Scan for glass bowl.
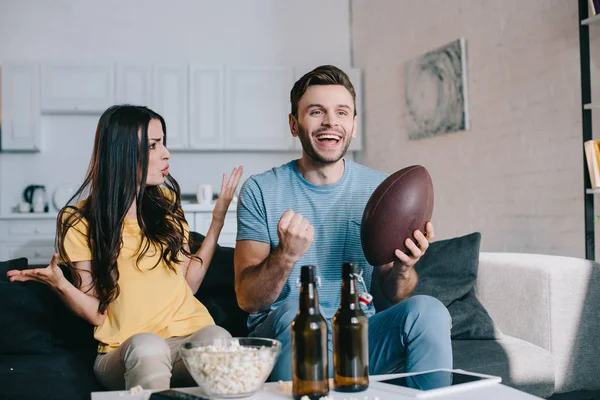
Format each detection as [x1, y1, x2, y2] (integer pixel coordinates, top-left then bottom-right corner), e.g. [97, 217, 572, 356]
[180, 337, 281, 398]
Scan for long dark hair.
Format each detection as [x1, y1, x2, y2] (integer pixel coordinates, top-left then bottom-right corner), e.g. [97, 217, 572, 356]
[56, 105, 192, 314]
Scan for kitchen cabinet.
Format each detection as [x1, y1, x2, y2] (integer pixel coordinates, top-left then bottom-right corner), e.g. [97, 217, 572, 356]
[189, 66, 225, 150]
[292, 66, 363, 152]
[0, 205, 237, 265]
[41, 64, 115, 113]
[1, 62, 41, 151]
[7, 60, 364, 153]
[0, 216, 56, 265]
[116, 65, 152, 106]
[192, 211, 237, 248]
[225, 67, 295, 150]
[182, 204, 237, 248]
[152, 65, 188, 150]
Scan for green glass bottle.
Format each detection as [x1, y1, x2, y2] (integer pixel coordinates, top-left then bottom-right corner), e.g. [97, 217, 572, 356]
[332, 262, 369, 392]
[291, 265, 329, 400]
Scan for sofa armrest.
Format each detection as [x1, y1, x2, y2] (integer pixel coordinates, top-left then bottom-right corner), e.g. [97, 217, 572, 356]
[476, 252, 600, 392]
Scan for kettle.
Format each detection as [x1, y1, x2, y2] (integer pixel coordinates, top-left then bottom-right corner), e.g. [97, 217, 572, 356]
[23, 184, 48, 213]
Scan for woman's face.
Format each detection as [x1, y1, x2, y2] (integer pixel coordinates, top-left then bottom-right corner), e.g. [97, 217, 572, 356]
[145, 118, 171, 186]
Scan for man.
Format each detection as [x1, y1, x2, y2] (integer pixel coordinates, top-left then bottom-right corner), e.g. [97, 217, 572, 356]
[234, 65, 452, 381]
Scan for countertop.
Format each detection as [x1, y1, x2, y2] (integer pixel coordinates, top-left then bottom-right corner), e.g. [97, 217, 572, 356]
[0, 202, 236, 220]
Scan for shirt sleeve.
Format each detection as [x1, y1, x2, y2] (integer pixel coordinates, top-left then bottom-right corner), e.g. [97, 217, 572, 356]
[61, 211, 93, 263]
[236, 177, 270, 244]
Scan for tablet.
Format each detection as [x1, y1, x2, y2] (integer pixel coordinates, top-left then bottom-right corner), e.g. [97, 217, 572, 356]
[370, 369, 501, 398]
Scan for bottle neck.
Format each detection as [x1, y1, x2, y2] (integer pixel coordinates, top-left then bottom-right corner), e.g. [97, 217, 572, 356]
[299, 282, 319, 313]
[340, 276, 360, 310]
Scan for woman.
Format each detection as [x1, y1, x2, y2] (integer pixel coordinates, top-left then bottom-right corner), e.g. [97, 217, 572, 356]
[7, 105, 244, 390]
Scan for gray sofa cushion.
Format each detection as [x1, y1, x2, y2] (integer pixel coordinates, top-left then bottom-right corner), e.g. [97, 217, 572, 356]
[411, 232, 498, 340]
[452, 336, 555, 398]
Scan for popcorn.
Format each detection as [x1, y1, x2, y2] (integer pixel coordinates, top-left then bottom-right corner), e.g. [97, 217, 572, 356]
[129, 385, 143, 393]
[183, 339, 277, 396]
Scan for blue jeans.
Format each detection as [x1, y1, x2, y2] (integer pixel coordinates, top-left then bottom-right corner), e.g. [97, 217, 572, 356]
[249, 295, 453, 382]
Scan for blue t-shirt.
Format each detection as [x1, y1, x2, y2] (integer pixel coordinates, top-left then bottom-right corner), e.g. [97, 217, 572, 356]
[236, 159, 387, 327]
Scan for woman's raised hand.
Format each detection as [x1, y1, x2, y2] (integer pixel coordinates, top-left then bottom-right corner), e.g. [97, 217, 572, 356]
[212, 166, 244, 222]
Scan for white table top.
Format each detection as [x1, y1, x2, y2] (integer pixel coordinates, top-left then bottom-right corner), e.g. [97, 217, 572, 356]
[91, 373, 542, 400]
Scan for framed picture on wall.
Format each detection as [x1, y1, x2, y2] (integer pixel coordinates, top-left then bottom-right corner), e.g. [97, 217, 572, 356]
[405, 37, 470, 140]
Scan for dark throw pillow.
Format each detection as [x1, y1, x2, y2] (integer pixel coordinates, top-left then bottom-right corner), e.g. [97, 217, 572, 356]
[410, 232, 499, 340]
[0, 257, 55, 354]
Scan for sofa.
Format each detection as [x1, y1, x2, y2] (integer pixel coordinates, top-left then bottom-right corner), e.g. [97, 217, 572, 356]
[2, 233, 600, 399]
[457, 252, 600, 398]
[0, 232, 247, 400]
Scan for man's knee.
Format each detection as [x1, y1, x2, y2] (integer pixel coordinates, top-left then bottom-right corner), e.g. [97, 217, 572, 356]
[122, 332, 170, 361]
[403, 295, 451, 329]
[271, 300, 300, 334]
[252, 300, 299, 340]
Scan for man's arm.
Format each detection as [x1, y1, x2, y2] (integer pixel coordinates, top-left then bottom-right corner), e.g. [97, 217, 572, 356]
[234, 241, 297, 313]
[234, 210, 314, 314]
[374, 262, 419, 304]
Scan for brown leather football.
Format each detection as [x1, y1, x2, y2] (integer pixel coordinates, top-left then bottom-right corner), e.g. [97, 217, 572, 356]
[361, 165, 434, 266]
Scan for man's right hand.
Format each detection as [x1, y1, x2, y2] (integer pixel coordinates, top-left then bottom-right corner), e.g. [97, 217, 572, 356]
[277, 209, 314, 262]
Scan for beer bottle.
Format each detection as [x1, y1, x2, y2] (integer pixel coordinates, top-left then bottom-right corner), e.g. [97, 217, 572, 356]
[291, 265, 329, 400]
[332, 262, 369, 392]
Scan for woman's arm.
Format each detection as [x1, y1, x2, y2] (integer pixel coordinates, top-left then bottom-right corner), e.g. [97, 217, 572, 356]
[183, 218, 224, 294]
[184, 166, 243, 293]
[7, 254, 107, 326]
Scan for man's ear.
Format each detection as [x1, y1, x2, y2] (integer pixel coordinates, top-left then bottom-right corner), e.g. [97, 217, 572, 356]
[352, 115, 358, 138]
[289, 113, 299, 137]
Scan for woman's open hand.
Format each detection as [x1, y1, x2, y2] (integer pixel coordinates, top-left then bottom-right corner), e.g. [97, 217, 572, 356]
[212, 166, 244, 222]
[6, 253, 66, 290]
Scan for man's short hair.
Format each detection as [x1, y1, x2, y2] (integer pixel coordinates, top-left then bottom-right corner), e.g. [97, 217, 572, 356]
[290, 65, 356, 118]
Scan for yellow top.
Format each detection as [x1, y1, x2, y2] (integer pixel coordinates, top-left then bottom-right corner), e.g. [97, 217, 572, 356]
[62, 205, 214, 353]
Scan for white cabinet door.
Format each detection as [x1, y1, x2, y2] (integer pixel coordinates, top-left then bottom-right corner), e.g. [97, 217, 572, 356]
[225, 67, 294, 150]
[189, 66, 224, 150]
[218, 212, 238, 248]
[5, 241, 55, 266]
[41, 64, 114, 113]
[346, 68, 363, 152]
[152, 65, 188, 150]
[292, 66, 363, 152]
[184, 211, 196, 232]
[1, 62, 41, 151]
[0, 219, 56, 265]
[193, 212, 237, 248]
[116, 65, 152, 106]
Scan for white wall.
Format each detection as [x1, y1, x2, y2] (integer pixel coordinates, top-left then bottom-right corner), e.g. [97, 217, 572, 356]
[0, 0, 352, 213]
[351, 0, 584, 257]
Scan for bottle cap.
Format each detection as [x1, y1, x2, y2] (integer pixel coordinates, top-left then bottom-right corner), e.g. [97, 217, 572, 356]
[300, 265, 317, 284]
[342, 262, 358, 278]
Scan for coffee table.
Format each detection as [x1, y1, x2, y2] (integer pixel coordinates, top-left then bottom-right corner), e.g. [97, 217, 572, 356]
[91, 374, 543, 400]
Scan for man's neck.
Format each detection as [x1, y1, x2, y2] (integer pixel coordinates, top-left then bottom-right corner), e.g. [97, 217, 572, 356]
[296, 156, 345, 186]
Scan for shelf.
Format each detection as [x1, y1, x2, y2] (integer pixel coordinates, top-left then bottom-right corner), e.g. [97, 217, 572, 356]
[582, 14, 600, 25]
[587, 188, 600, 194]
[584, 103, 600, 110]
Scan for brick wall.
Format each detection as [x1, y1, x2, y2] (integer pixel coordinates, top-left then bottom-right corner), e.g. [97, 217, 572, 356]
[351, 0, 585, 257]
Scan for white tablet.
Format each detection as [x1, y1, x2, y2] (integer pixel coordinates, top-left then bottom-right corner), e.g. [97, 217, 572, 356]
[370, 369, 501, 398]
